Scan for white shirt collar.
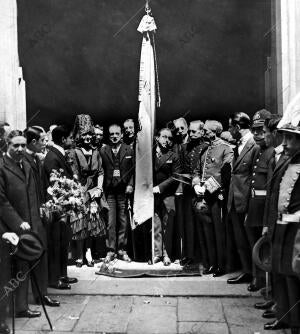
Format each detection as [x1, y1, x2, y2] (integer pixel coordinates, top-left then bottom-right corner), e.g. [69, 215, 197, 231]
[26, 148, 34, 155]
[239, 131, 253, 145]
[52, 143, 65, 156]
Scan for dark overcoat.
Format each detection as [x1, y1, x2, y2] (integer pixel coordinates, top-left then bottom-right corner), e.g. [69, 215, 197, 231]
[0, 155, 45, 244]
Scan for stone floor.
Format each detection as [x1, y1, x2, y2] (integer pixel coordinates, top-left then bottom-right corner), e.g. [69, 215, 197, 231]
[13, 296, 286, 334]
[7, 263, 289, 334]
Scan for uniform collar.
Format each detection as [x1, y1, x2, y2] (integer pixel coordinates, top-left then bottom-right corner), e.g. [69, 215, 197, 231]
[52, 143, 65, 156]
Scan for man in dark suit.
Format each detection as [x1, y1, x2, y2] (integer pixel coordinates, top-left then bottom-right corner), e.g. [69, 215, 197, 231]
[227, 112, 259, 284]
[23, 127, 59, 306]
[100, 124, 134, 263]
[0, 130, 41, 318]
[43, 126, 77, 289]
[153, 128, 182, 265]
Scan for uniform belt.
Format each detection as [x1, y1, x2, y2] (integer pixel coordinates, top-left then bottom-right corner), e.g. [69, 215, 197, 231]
[277, 212, 300, 224]
[252, 189, 267, 197]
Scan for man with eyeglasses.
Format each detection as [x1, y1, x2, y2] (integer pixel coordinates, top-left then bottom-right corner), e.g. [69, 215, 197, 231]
[152, 128, 182, 265]
[227, 112, 259, 285]
[0, 131, 42, 318]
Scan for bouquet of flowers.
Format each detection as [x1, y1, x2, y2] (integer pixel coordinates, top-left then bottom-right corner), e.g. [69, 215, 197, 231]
[42, 169, 86, 222]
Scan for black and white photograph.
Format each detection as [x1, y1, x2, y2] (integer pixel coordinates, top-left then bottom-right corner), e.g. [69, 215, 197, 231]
[0, 0, 300, 333]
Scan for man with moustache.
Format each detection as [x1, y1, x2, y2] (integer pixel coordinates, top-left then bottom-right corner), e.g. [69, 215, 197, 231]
[43, 126, 78, 290]
[193, 120, 233, 277]
[153, 128, 181, 265]
[180, 120, 208, 265]
[0, 229, 19, 333]
[227, 112, 259, 285]
[100, 124, 134, 263]
[262, 108, 300, 332]
[0, 131, 42, 318]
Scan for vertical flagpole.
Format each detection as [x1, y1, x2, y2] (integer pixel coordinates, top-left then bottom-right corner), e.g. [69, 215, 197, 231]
[133, 0, 159, 264]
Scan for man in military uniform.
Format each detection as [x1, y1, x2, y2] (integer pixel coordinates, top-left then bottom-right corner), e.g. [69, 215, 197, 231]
[263, 111, 300, 332]
[245, 110, 274, 292]
[193, 120, 233, 276]
[153, 128, 181, 265]
[180, 120, 208, 264]
[227, 112, 259, 284]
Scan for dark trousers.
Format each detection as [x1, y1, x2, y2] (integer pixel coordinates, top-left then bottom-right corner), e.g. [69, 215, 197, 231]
[0, 249, 11, 322]
[47, 217, 71, 285]
[106, 192, 128, 252]
[273, 273, 300, 328]
[229, 208, 252, 274]
[182, 190, 196, 259]
[154, 196, 175, 258]
[173, 195, 184, 260]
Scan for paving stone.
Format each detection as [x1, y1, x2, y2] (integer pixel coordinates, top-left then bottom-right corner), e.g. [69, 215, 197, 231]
[229, 324, 285, 334]
[178, 298, 224, 322]
[178, 321, 229, 334]
[127, 299, 177, 334]
[133, 296, 177, 307]
[73, 295, 133, 332]
[221, 298, 270, 329]
[20, 300, 88, 332]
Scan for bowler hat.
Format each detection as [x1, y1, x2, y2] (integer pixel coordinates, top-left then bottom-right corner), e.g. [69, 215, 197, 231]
[11, 231, 44, 262]
[252, 235, 272, 272]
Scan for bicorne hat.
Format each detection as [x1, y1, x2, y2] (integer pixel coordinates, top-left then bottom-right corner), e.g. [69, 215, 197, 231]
[252, 235, 272, 272]
[10, 231, 44, 262]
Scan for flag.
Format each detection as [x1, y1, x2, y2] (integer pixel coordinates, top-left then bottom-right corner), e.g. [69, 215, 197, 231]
[133, 14, 158, 227]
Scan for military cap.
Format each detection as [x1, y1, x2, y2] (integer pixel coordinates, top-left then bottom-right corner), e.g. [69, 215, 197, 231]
[252, 109, 271, 128]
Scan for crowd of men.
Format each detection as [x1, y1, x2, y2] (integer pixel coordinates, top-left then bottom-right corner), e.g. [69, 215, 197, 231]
[0, 108, 300, 333]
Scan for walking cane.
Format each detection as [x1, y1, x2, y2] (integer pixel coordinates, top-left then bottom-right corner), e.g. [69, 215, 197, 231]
[10, 232, 53, 332]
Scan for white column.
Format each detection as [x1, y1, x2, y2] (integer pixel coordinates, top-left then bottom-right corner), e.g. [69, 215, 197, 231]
[277, 0, 300, 113]
[0, 0, 26, 129]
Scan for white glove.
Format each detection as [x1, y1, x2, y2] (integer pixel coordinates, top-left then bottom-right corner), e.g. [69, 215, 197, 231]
[153, 186, 160, 194]
[20, 222, 31, 231]
[194, 184, 205, 196]
[2, 232, 19, 246]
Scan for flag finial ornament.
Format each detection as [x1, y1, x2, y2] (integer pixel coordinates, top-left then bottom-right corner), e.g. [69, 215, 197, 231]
[277, 92, 300, 135]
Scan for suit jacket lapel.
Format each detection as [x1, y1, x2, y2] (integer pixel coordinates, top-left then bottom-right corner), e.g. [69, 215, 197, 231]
[50, 146, 66, 167]
[155, 151, 172, 171]
[23, 160, 31, 185]
[119, 144, 127, 162]
[233, 138, 255, 170]
[50, 147, 73, 177]
[3, 156, 26, 182]
[104, 145, 114, 164]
